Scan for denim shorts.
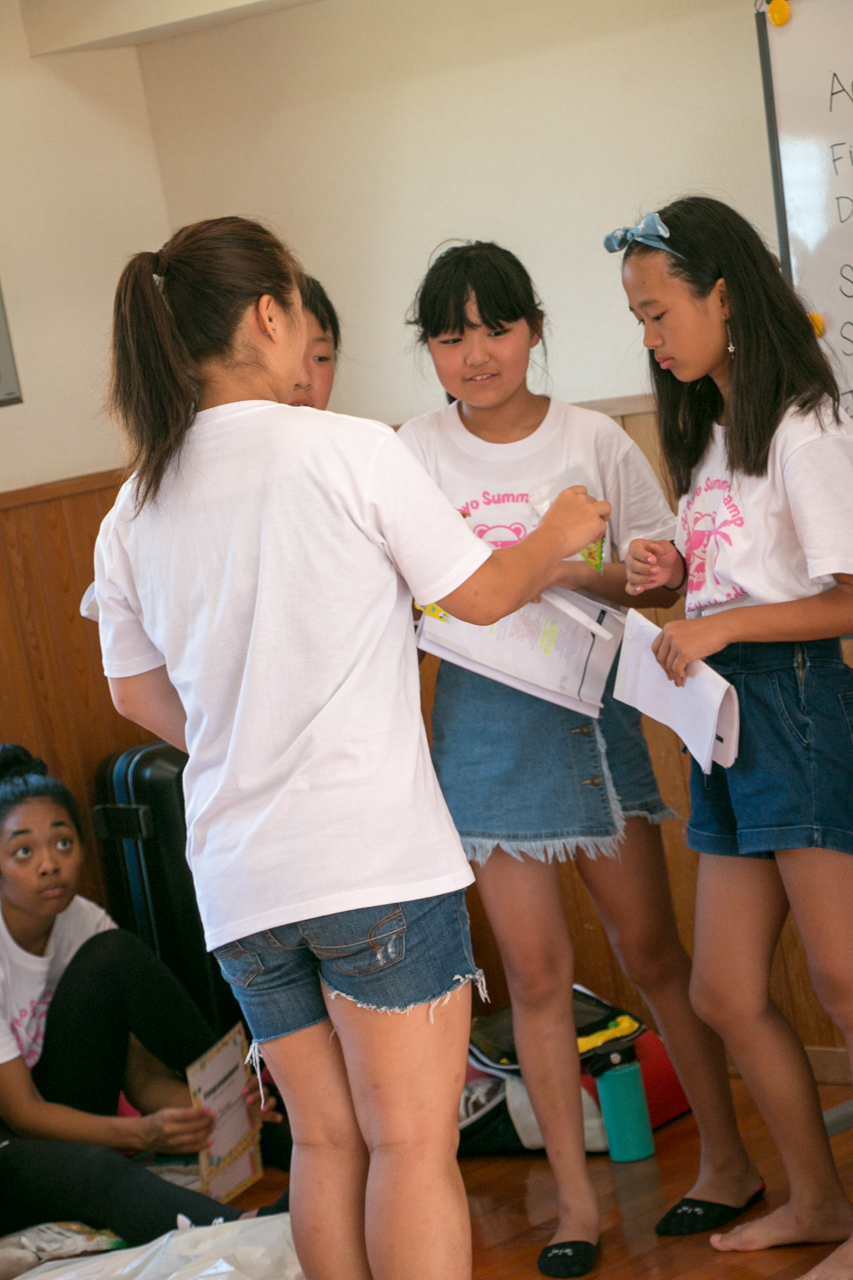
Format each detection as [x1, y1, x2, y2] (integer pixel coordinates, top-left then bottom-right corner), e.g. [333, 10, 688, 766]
[213, 890, 482, 1040]
[688, 639, 853, 859]
[430, 654, 673, 864]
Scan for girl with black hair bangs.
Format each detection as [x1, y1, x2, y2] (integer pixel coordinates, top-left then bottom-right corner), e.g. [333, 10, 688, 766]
[616, 195, 853, 1275]
[400, 241, 761, 1278]
[0, 746, 287, 1245]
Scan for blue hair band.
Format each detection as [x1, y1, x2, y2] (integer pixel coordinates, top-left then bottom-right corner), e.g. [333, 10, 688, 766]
[603, 211, 683, 258]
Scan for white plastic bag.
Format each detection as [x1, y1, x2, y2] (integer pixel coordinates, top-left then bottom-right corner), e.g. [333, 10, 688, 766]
[26, 1217, 303, 1280]
[0, 1224, 124, 1279]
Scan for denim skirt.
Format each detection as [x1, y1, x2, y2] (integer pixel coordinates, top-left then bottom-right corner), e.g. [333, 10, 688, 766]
[688, 638, 853, 858]
[430, 654, 672, 864]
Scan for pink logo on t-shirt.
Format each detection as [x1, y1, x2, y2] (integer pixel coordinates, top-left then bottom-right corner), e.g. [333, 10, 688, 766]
[681, 482, 744, 595]
[473, 522, 527, 549]
[12, 989, 54, 1067]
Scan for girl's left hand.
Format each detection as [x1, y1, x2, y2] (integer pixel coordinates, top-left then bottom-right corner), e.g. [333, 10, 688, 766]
[652, 616, 730, 686]
[243, 1076, 284, 1124]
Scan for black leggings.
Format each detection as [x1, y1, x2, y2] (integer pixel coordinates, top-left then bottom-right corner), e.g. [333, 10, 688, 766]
[0, 930, 244, 1245]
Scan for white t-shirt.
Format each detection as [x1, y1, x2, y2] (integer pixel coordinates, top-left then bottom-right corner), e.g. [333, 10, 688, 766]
[675, 405, 853, 618]
[0, 897, 115, 1068]
[92, 402, 489, 951]
[397, 399, 676, 562]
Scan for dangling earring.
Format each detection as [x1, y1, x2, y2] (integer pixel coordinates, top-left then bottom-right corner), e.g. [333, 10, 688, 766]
[726, 321, 735, 357]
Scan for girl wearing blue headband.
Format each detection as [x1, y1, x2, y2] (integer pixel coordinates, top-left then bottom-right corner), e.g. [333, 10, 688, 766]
[618, 195, 853, 1269]
[400, 240, 759, 1276]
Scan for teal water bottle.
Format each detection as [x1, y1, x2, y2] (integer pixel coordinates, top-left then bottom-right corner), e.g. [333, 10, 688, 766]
[589, 1046, 655, 1162]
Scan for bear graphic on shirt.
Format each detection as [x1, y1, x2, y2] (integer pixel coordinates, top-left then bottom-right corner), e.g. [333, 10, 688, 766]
[473, 522, 527, 549]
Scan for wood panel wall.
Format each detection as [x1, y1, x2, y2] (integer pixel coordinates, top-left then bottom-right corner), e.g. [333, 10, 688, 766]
[419, 405, 850, 1082]
[0, 470, 152, 905]
[0, 437, 847, 1080]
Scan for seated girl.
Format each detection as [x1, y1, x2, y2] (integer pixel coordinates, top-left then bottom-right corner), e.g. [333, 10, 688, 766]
[289, 274, 340, 410]
[0, 745, 287, 1246]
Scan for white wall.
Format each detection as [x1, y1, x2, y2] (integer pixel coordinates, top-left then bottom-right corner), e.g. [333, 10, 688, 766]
[137, 0, 777, 425]
[0, 0, 170, 489]
[20, 0, 322, 55]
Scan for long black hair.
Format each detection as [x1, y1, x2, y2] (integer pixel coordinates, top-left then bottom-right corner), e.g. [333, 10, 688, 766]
[409, 240, 545, 344]
[110, 217, 304, 508]
[0, 746, 82, 839]
[300, 275, 341, 355]
[623, 196, 839, 497]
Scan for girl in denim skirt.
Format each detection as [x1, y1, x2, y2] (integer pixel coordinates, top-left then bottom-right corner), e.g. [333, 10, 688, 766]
[399, 242, 761, 1277]
[618, 196, 853, 1277]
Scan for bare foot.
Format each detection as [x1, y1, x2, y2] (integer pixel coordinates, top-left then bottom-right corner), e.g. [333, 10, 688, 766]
[799, 1232, 853, 1280]
[550, 1200, 600, 1248]
[683, 1159, 764, 1208]
[711, 1201, 853, 1252]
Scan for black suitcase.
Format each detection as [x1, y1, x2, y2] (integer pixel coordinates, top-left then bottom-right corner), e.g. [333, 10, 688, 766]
[94, 743, 241, 1036]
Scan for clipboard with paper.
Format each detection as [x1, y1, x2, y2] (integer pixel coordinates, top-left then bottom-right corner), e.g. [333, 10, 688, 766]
[417, 587, 626, 717]
[613, 610, 739, 773]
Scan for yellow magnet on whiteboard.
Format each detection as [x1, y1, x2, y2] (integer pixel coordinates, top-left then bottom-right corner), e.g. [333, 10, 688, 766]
[808, 313, 824, 337]
[767, 0, 790, 26]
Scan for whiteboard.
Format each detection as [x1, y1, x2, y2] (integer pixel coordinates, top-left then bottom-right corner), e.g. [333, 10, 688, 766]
[0, 282, 22, 407]
[757, 0, 853, 415]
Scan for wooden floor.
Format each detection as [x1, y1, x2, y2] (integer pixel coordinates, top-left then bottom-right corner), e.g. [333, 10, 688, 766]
[233, 1081, 853, 1280]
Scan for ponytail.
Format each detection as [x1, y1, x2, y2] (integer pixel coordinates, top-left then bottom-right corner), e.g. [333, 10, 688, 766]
[110, 217, 303, 508]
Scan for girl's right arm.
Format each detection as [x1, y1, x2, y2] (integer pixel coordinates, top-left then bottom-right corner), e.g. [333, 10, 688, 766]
[438, 486, 611, 624]
[0, 1056, 213, 1153]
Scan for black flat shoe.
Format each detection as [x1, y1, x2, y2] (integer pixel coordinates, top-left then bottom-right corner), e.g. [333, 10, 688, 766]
[654, 1184, 766, 1236]
[537, 1239, 599, 1277]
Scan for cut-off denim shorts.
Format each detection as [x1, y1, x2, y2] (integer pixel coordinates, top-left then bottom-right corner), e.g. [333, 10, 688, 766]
[430, 654, 673, 865]
[688, 638, 853, 859]
[213, 889, 483, 1041]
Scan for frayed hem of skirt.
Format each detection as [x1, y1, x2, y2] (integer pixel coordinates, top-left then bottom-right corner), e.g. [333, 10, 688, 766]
[464, 720, 629, 866]
[461, 725, 675, 865]
[623, 805, 677, 825]
[463, 834, 624, 865]
[322, 969, 488, 1020]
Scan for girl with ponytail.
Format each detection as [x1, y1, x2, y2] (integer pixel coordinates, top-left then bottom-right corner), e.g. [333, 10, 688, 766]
[0, 745, 286, 1245]
[93, 216, 610, 1280]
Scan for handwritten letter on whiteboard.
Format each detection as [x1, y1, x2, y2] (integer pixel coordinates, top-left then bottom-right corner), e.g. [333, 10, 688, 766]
[759, 0, 853, 414]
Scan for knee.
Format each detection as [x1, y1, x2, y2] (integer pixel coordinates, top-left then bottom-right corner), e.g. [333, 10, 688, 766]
[611, 930, 689, 995]
[365, 1125, 460, 1164]
[807, 967, 853, 1040]
[77, 1143, 131, 1176]
[688, 970, 767, 1037]
[289, 1103, 367, 1154]
[503, 948, 572, 1012]
[73, 928, 146, 971]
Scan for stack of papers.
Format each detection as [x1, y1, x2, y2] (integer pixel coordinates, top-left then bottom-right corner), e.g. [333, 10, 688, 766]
[418, 587, 625, 717]
[613, 610, 739, 773]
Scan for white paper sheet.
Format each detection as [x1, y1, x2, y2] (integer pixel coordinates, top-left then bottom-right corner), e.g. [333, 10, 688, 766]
[613, 610, 739, 773]
[418, 588, 625, 717]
